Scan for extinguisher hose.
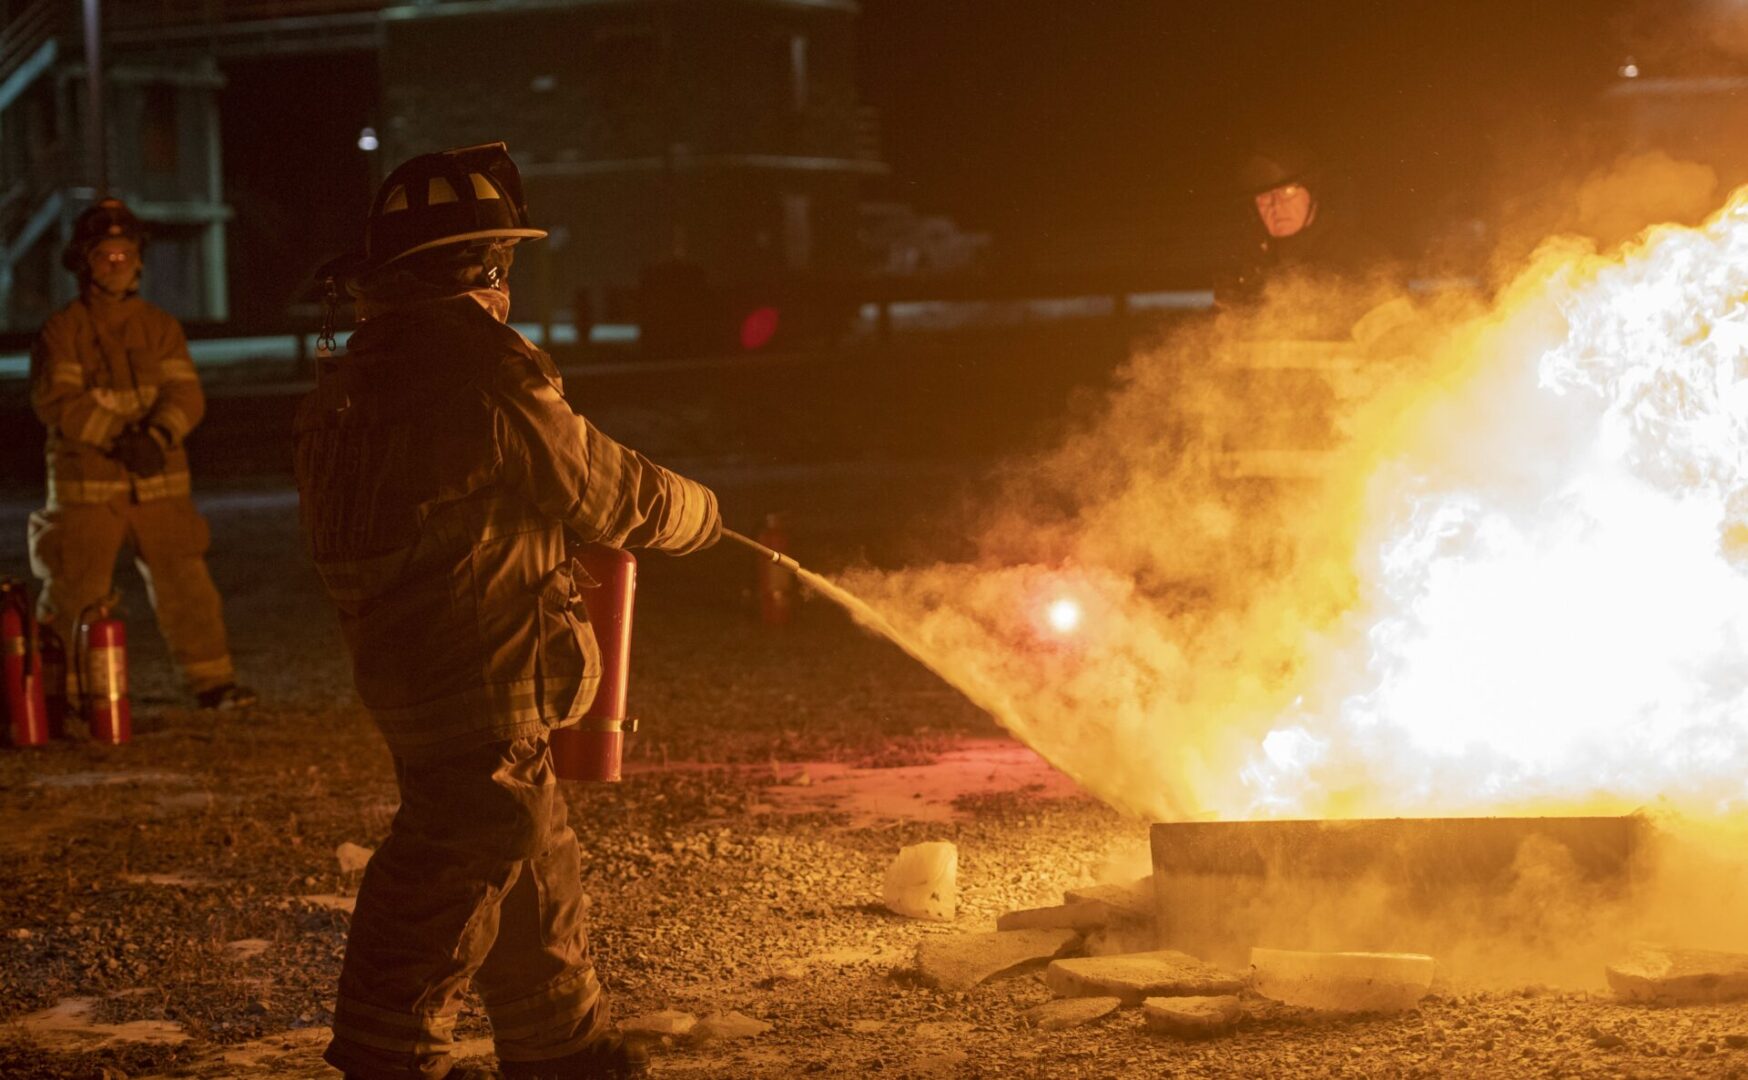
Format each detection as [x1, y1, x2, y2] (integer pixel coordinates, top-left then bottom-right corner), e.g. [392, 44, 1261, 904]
[722, 529, 804, 574]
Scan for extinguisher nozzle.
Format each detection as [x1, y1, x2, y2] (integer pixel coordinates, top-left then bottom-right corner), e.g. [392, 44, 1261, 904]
[723, 529, 803, 574]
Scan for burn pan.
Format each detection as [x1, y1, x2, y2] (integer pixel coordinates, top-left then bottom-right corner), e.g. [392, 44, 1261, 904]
[1150, 815, 1649, 971]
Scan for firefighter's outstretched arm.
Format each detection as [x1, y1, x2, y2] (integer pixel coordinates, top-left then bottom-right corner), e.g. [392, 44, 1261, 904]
[492, 370, 721, 553]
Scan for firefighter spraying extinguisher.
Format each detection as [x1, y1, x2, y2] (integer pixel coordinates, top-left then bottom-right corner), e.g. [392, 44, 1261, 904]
[550, 544, 638, 782]
[78, 596, 130, 745]
[2, 579, 50, 748]
[756, 512, 797, 627]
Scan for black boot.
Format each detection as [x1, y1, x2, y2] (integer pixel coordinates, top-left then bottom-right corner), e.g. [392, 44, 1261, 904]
[197, 682, 258, 710]
[499, 1035, 650, 1079]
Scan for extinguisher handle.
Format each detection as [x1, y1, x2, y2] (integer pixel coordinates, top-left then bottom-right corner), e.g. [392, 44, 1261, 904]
[723, 529, 803, 575]
[2, 581, 36, 669]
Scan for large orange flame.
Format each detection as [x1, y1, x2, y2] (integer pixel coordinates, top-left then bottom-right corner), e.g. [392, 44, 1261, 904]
[1257, 191, 1748, 819]
[844, 186, 1748, 823]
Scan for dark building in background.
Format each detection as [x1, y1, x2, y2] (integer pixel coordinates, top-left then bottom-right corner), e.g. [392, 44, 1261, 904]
[3, 0, 884, 342]
[0, 0, 232, 330]
[378, 0, 884, 340]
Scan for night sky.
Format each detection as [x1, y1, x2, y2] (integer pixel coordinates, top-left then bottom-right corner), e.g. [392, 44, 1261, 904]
[221, 1, 1677, 318]
[858, 1, 1631, 264]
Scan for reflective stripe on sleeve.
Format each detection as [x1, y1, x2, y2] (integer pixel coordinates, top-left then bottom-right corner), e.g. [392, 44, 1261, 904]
[159, 357, 197, 382]
[154, 403, 191, 439]
[77, 407, 124, 447]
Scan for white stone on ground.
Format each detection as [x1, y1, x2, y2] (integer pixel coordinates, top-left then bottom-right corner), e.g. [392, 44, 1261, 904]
[620, 1010, 697, 1039]
[1606, 943, 1748, 1004]
[689, 1012, 772, 1041]
[915, 927, 1080, 991]
[222, 939, 271, 962]
[882, 841, 957, 922]
[996, 900, 1112, 933]
[1044, 950, 1243, 1005]
[299, 893, 357, 913]
[1023, 996, 1121, 1031]
[335, 841, 374, 874]
[1143, 994, 1243, 1038]
[1249, 948, 1435, 1013]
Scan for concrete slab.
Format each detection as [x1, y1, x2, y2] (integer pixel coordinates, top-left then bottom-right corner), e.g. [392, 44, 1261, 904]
[1150, 816, 1645, 969]
[915, 927, 1080, 991]
[1064, 877, 1155, 922]
[997, 900, 1112, 933]
[1250, 947, 1435, 1013]
[1044, 950, 1243, 1005]
[1022, 996, 1121, 1031]
[1607, 943, 1748, 1004]
[1142, 994, 1243, 1038]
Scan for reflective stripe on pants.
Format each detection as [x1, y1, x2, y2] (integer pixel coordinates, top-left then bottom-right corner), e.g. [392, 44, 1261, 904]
[27, 496, 234, 693]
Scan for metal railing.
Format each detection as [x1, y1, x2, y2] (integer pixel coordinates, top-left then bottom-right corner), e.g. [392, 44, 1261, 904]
[104, 0, 393, 29]
[1, 0, 67, 288]
[0, 0, 60, 92]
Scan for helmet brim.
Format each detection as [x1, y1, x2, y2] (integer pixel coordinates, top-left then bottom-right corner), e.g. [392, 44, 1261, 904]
[385, 227, 547, 265]
[317, 227, 546, 287]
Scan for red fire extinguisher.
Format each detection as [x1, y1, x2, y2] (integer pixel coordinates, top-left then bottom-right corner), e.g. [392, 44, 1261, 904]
[550, 545, 637, 782]
[78, 596, 130, 745]
[38, 626, 68, 740]
[1, 579, 50, 748]
[756, 512, 797, 627]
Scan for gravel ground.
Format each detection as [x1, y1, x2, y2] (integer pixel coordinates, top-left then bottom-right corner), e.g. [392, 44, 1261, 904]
[2, 482, 1747, 1079]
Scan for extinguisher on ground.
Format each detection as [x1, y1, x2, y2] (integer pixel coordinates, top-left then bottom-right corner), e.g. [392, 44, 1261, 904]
[756, 512, 797, 627]
[78, 595, 130, 745]
[550, 544, 637, 783]
[39, 625, 68, 739]
[2, 579, 50, 748]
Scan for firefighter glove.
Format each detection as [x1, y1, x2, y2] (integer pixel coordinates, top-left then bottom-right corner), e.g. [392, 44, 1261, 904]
[112, 424, 168, 478]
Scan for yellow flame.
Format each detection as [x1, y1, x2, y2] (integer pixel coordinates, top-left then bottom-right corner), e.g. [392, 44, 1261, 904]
[1263, 190, 1748, 819]
[843, 184, 1748, 823]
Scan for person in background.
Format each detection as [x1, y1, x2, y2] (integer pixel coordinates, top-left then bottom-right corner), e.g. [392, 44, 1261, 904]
[27, 197, 256, 711]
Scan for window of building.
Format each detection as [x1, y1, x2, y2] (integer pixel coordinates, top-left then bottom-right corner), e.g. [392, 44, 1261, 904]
[143, 84, 179, 177]
[590, 24, 658, 102]
[789, 33, 809, 112]
[782, 192, 812, 271]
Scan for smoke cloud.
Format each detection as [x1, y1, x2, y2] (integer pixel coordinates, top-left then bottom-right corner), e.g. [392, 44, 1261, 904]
[838, 156, 1748, 827]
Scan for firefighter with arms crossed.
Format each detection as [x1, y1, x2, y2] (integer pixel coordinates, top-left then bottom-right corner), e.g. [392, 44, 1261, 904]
[27, 198, 256, 711]
[294, 143, 719, 1080]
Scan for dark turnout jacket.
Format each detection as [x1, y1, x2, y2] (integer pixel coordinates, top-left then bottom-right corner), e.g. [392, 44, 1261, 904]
[293, 295, 718, 758]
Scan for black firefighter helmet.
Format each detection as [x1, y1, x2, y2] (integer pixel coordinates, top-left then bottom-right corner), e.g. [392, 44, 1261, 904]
[61, 198, 146, 275]
[326, 141, 546, 283]
[1236, 139, 1320, 198]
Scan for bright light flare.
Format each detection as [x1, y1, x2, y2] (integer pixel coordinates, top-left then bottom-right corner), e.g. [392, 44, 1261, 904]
[1045, 597, 1083, 634]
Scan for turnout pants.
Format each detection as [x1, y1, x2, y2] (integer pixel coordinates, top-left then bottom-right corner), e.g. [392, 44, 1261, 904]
[324, 736, 605, 1080]
[27, 496, 235, 693]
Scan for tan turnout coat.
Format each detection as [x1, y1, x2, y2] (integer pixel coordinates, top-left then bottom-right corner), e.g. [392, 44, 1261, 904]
[30, 294, 204, 505]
